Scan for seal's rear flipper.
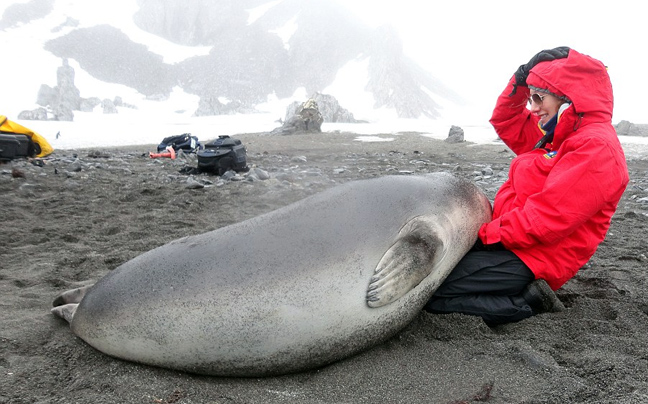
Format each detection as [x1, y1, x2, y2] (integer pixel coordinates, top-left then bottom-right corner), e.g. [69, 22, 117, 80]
[52, 285, 93, 307]
[366, 216, 446, 308]
[51, 303, 78, 323]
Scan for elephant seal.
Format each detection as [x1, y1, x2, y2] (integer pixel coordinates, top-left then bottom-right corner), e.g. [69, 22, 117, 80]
[52, 173, 491, 377]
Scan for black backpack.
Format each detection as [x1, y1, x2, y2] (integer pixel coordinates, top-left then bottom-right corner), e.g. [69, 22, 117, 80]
[157, 133, 201, 153]
[197, 136, 248, 175]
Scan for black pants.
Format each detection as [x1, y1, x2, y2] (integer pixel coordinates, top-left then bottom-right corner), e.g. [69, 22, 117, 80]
[424, 250, 535, 325]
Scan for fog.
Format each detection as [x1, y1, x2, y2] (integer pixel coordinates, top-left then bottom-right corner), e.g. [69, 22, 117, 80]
[341, 0, 646, 124]
[0, 0, 645, 150]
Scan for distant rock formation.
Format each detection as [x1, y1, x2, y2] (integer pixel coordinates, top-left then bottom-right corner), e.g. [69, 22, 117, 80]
[17, 107, 48, 121]
[80, 97, 102, 112]
[44, 25, 175, 98]
[29, 58, 81, 121]
[113, 96, 137, 110]
[194, 97, 256, 117]
[615, 120, 648, 137]
[271, 92, 358, 135]
[102, 99, 118, 114]
[284, 93, 359, 124]
[0, 0, 54, 30]
[19, 59, 134, 121]
[271, 97, 324, 135]
[39, 0, 461, 119]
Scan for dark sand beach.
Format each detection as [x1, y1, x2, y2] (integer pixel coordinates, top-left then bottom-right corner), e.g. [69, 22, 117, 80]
[1, 132, 647, 403]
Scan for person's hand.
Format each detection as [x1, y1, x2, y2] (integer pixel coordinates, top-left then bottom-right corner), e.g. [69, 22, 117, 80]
[510, 47, 570, 95]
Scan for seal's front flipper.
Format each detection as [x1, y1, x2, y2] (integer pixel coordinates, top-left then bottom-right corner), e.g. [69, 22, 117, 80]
[51, 303, 78, 323]
[366, 216, 446, 308]
[52, 285, 93, 307]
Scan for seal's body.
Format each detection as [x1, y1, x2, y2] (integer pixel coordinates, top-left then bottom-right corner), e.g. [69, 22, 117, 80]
[53, 173, 491, 377]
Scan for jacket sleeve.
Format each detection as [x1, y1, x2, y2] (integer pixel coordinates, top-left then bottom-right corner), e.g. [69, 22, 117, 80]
[489, 76, 544, 154]
[479, 136, 626, 248]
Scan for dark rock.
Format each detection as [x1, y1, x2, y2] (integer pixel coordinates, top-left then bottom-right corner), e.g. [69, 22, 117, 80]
[220, 170, 237, 181]
[185, 177, 204, 189]
[87, 150, 111, 159]
[271, 98, 324, 135]
[616, 120, 632, 135]
[445, 125, 465, 143]
[11, 168, 26, 178]
[284, 93, 358, 123]
[297, 99, 323, 130]
[615, 120, 648, 137]
[67, 160, 83, 172]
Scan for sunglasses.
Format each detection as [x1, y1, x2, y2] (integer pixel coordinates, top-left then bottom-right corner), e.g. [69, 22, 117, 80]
[528, 93, 546, 106]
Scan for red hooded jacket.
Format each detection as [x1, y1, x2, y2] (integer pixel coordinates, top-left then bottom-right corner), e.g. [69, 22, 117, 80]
[480, 49, 629, 290]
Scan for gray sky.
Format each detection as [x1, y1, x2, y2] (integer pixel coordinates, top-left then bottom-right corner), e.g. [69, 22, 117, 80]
[1, 0, 644, 124]
[342, 0, 646, 123]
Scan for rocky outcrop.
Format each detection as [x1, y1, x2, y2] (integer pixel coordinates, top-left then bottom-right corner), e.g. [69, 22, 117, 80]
[113, 96, 137, 109]
[80, 97, 102, 112]
[272, 92, 358, 135]
[0, 0, 54, 30]
[194, 97, 257, 117]
[44, 25, 175, 98]
[284, 93, 359, 123]
[21, 59, 134, 121]
[271, 98, 324, 135]
[17, 107, 48, 121]
[445, 125, 465, 143]
[616, 120, 648, 137]
[37, 0, 460, 119]
[52, 103, 74, 121]
[30, 59, 80, 121]
[102, 99, 118, 114]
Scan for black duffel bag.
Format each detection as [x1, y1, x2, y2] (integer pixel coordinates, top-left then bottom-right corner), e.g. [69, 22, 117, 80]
[157, 133, 201, 153]
[197, 135, 248, 176]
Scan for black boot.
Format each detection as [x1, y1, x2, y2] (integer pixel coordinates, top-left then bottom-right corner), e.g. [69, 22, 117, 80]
[521, 279, 565, 314]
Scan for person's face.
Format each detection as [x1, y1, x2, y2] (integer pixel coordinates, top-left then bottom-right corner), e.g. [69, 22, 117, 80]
[528, 91, 564, 126]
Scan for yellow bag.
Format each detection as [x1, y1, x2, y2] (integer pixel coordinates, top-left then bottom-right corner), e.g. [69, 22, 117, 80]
[0, 115, 53, 158]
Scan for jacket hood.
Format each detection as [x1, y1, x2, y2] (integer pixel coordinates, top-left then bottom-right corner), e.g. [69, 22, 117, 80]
[527, 49, 613, 120]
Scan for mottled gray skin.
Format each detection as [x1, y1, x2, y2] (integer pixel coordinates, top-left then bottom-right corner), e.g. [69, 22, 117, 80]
[52, 173, 491, 377]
